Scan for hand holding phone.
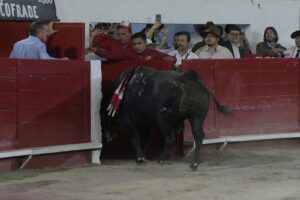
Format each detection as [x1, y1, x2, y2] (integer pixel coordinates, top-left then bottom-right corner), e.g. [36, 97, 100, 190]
[155, 14, 161, 23]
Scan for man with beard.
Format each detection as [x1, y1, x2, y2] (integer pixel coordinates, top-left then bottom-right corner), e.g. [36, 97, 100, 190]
[196, 26, 233, 59]
[256, 26, 286, 57]
[168, 31, 198, 68]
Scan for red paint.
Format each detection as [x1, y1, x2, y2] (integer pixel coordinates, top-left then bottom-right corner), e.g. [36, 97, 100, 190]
[181, 58, 300, 140]
[0, 59, 17, 152]
[0, 59, 91, 172]
[47, 23, 85, 60]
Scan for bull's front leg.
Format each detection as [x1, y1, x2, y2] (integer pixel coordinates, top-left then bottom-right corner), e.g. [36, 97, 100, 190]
[128, 131, 147, 164]
[124, 117, 146, 164]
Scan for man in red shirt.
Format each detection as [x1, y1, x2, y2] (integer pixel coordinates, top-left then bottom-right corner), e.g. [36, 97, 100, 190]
[130, 32, 174, 62]
[93, 31, 175, 62]
[91, 20, 133, 60]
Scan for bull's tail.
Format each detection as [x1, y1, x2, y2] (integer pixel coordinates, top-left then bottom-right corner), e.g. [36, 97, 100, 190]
[188, 71, 230, 115]
[212, 95, 230, 115]
[205, 86, 230, 115]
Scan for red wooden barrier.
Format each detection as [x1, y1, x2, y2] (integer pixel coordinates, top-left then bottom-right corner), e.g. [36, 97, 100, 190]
[0, 59, 17, 151]
[47, 23, 85, 60]
[16, 59, 91, 148]
[181, 58, 300, 141]
[0, 59, 91, 172]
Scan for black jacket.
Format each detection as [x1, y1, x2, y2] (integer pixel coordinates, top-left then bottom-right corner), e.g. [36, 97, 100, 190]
[221, 41, 244, 58]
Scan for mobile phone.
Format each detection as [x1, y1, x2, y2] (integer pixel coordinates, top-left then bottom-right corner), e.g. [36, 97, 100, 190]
[155, 14, 161, 23]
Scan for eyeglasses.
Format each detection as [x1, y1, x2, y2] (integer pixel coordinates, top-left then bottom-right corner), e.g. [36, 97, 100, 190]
[229, 33, 240, 36]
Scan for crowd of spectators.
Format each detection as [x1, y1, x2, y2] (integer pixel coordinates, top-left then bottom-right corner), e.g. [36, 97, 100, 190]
[9, 20, 300, 67]
[85, 20, 300, 68]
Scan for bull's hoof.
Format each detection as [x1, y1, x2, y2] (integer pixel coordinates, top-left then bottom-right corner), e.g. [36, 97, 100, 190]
[157, 160, 165, 165]
[190, 162, 199, 170]
[136, 157, 147, 165]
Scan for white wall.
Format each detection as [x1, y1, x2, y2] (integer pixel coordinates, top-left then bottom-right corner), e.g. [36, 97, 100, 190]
[55, 0, 300, 51]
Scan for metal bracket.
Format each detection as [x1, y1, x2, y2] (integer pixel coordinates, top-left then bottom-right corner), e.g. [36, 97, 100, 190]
[19, 154, 33, 169]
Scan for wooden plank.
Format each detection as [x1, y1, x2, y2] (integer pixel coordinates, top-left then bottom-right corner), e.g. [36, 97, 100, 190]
[48, 23, 85, 60]
[19, 75, 85, 92]
[18, 59, 86, 75]
[19, 91, 85, 106]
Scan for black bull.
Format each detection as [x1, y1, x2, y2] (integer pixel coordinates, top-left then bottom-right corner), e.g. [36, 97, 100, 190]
[104, 67, 229, 169]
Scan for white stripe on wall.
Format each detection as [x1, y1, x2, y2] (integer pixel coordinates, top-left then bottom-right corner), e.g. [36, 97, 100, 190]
[90, 60, 102, 164]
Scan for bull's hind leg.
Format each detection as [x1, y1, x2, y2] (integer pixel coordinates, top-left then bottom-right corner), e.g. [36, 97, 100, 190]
[124, 117, 146, 164]
[189, 117, 205, 170]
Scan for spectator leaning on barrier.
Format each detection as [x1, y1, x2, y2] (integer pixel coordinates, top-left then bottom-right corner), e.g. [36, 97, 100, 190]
[10, 21, 68, 60]
[196, 26, 233, 59]
[131, 32, 175, 62]
[91, 32, 175, 62]
[284, 30, 300, 58]
[221, 25, 252, 58]
[256, 26, 286, 57]
[168, 31, 198, 68]
[91, 20, 133, 60]
[88, 23, 111, 50]
[86, 23, 111, 60]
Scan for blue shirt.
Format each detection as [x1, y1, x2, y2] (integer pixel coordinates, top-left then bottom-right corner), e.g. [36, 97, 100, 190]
[10, 36, 55, 59]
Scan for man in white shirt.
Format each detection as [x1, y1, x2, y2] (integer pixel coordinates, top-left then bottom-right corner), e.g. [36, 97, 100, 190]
[196, 26, 233, 59]
[285, 30, 300, 58]
[221, 25, 251, 59]
[168, 31, 198, 68]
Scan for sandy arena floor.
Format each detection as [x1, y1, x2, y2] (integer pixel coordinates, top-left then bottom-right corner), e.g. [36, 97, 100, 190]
[0, 147, 300, 200]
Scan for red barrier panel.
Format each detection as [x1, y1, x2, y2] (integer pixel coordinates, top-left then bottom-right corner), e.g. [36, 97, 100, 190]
[0, 22, 29, 57]
[0, 59, 17, 151]
[216, 59, 300, 135]
[16, 59, 91, 148]
[47, 23, 85, 60]
[181, 58, 300, 141]
[0, 59, 91, 172]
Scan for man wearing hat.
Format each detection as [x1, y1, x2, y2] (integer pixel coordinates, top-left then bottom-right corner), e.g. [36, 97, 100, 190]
[195, 26, 233, 59]
[284, 30, 300, 58]
[191, 21, 215, 52]
[90, 20, 133, 60]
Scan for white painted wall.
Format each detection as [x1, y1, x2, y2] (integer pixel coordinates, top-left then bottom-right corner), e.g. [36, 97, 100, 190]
[55, 0, 300, 52]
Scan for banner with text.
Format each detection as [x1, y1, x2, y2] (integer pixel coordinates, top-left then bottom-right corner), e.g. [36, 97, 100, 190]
[0, 0, 58, 21]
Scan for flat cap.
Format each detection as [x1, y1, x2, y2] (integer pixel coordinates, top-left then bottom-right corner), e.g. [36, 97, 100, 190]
[291, 30, 300, 39]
